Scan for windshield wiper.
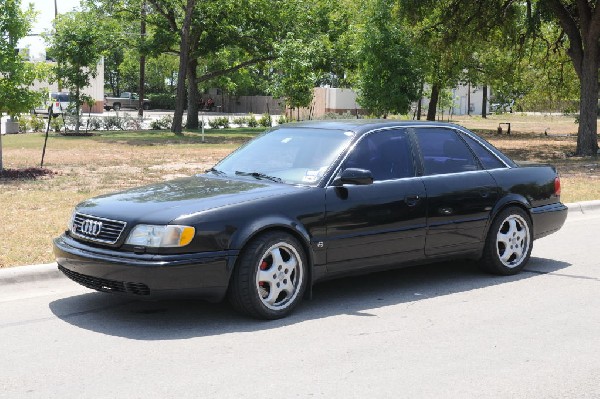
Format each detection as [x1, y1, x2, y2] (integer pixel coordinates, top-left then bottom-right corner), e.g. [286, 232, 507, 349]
[206, 167, 226, 176]
[235, 171, 283, 183]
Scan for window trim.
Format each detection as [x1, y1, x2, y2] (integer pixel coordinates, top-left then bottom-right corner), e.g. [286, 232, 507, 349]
[325, 124, 512, 187]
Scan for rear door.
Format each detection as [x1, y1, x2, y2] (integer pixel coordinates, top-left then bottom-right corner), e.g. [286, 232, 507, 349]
[325, 128, 427, 273]
[411, 127, 499, 256]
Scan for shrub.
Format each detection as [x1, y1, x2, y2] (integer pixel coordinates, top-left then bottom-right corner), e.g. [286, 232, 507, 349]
[247, 115, 258, 127]
[277, 115, 288, 125]
[103, 115, 126, 130]
[50, 117, 63, 133]
[18, 117, 29, 133]
[125, 116, 145, 130]
[208, 116, 229, 129]
[86, 117, 102, 131]
[258, 113, 272, 127]
[30, 114, 46, 132]
[150, 114, 173, 130]
[147, 93, 176, 110]
[232, 116, 248, 127]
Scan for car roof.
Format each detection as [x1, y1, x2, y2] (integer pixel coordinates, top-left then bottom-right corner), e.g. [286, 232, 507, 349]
[276, 119, 468, 136]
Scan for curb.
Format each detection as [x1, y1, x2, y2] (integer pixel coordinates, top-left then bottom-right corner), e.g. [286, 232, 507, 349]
[565, 200, 600, 215]
[0, 262, 62, 286]
[1, 200, 600, 287]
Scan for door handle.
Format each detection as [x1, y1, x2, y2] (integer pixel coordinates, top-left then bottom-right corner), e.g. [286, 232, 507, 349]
[405, 195, 421, 207]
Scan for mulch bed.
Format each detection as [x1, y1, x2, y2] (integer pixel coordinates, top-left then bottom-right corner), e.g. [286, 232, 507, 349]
[0, 167, 57, 180]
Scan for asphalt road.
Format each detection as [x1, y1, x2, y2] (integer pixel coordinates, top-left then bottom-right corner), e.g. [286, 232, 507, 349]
[1, 211, 599, 398]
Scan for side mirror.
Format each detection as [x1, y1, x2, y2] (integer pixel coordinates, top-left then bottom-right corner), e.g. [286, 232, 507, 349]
[332, 168, 374, 186]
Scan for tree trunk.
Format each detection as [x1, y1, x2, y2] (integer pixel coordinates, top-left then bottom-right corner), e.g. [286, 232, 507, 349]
[186, 58, 199, 129]
[544, 0, 599, 156]
[138, 0, 146, 118]
[577, 52, 599, 156]
[427, 83, 440, 121]
[171, 0, 196, 135]
[481, 85, 487, 119]
[74, 88, 81, 134]
[467, 82, 471, 116]
[0, 112, 3, 172]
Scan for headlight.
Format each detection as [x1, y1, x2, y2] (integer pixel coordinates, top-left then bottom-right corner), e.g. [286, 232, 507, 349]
[125, 225, 195, 248]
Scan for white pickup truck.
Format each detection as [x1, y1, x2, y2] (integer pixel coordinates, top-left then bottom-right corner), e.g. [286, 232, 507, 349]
[104, 92, 150, 111]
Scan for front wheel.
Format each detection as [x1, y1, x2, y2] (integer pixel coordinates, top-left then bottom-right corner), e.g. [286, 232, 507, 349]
[480, 207, 532, 275]
[112, 103, 121, 111]
[228, 232, 307, 319]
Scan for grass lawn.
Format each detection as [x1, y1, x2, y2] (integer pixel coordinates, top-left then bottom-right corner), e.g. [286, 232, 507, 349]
[0, 117, 598, 268]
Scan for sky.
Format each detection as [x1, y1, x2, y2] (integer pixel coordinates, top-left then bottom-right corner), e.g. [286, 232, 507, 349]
[18, 0, 82, 59]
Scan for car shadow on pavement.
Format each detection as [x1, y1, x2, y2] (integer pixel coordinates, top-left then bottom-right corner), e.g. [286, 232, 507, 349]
[48, 256, 570, 340]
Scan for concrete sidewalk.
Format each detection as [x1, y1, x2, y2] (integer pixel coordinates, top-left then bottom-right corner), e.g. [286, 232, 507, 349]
[1, 200, 599, 287]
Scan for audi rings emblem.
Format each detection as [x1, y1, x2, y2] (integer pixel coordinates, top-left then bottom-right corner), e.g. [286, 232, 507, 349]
[81, 219, 103, 237]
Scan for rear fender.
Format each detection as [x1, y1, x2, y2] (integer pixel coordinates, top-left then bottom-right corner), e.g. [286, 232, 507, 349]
[485, 193, 532, 237]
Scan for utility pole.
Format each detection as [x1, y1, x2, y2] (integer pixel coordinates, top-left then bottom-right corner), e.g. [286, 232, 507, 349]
[138, 0, 146, 117]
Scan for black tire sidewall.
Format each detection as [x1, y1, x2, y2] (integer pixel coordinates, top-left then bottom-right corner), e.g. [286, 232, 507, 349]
[230, 232, 308, 319]
[482, 207, 533, 275]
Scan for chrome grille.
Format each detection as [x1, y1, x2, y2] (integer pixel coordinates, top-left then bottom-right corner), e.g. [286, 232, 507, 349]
[71, 213, 126, 244]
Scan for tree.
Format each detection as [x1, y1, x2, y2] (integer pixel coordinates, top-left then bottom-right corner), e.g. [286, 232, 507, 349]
[355, 0, 420, 117]
[411, 0, 598, 155]
[45, 10, 109, 134]
[270, 34, 324, 114]
[541, 0, 599, 155]
[0, 0, 44, 172]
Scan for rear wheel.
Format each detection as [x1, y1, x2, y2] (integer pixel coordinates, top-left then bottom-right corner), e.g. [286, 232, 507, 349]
[480, 207, 532, 275]
[228, 232, 307, 319]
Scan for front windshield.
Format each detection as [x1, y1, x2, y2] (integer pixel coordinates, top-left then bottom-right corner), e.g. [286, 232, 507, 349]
[214, 127, 354, 185]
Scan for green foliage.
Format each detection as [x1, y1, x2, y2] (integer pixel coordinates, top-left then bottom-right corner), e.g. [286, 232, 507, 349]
[270, 34, 323, 109]
[87, 117, 103, 131]
[45, 10, 109, 133]
[147, 93, 177, 110]
[103, 115, 126, 130]
[355, 0, 420, 117]
[277, 115, 288, 125]
[258, 114, 272, 127]
[247, 115, 258, 127]
[208, 117, 230, 129]
[150, 115, 174, 130]
[0, 1, 45, 117]
[50, 117, 63, 133]
[232, 116, 249, 126]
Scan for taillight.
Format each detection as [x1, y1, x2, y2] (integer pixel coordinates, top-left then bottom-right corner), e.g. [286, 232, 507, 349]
[55, 102, 60, 107]
[554, 176, 561, 196]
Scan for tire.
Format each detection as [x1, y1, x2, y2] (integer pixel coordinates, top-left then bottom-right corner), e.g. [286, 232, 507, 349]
[480, 206, 532, 275]
[143, 103, 150, 110]
[228, 232, 307, 319]
[112, 103, 121, 111]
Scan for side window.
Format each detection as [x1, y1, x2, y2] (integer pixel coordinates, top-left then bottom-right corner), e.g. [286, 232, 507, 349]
[460, 132, 506, 169]
[414, 128, 480, 175]
[344, 130, 415, 181]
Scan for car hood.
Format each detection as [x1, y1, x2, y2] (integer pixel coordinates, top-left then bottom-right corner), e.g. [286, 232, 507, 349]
[74, 175, 304, 224]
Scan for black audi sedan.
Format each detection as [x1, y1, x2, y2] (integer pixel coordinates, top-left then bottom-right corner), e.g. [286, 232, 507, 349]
[54, 120, 568, 319]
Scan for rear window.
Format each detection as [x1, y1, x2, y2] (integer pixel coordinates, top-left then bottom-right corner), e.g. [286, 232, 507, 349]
[459, 132, 506, 169]
[51, 93, 71, 102]
[413, 128, 480, 175]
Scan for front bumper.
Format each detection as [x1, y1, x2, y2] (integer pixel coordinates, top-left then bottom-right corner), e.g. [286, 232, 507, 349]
[54, 235, 238, 301]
